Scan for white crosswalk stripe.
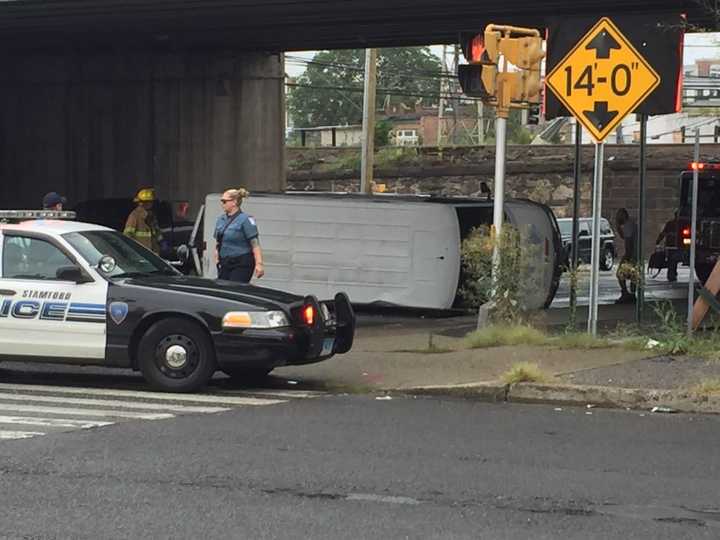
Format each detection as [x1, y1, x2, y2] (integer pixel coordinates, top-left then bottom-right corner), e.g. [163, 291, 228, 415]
[0, 382, 319, 442]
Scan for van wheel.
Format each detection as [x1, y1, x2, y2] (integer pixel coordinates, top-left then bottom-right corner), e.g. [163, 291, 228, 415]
[222, 366, 273, 382]
[138, 318, 216, 392]
[600, 247, 614, 271]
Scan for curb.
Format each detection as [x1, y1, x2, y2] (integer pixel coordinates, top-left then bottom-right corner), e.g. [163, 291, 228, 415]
[402, 381, 507, 402]
[402, 381, 720, 414]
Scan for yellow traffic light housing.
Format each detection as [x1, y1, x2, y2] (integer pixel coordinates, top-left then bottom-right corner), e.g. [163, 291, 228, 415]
[458, 25, 545, 111]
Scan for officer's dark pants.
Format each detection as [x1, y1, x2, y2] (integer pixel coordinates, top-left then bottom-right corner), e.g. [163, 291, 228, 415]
[218, 254, 255, 283]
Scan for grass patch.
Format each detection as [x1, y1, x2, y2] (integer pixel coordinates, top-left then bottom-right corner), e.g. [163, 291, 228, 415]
[689, 378, 720, 397]
[684, 334, 720, 360]
[331, 151, 361, 171]
[464, 324, 547, 349]
[550, 332, 610, 349]
[615, 336, 655, 352]
[501, 362, 548, 384]
[375, 147, 420, 168]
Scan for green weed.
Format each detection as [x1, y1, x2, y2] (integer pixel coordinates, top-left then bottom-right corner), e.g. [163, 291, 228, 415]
[464, 324, 547, 349]
[502, 362, 548, 384]
[689, 378, 720, 396]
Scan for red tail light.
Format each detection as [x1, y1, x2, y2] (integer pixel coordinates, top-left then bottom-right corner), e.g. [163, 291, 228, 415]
[690, 162, 720, 170]
[302, 305, 315, 326]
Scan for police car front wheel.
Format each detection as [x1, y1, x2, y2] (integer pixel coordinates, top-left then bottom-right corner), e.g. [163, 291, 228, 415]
[138, 318, 216, 392]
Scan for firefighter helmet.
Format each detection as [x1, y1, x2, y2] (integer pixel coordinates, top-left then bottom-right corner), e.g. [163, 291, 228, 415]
[134, 188, 156, 203]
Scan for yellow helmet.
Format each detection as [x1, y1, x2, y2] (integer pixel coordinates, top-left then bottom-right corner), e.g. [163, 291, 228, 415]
[134, 188, 156, 203]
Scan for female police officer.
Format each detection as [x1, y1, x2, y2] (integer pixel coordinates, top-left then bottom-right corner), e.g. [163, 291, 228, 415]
[214, 188, 265, 283]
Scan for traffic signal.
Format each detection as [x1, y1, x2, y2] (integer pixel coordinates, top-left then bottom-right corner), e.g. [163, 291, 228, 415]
[458, 30, 501, 101]
[458, 27, 545, 106]
[522, 103, 541, 125]
[458, 64, 496, 99]
[500, 35, 544, 103]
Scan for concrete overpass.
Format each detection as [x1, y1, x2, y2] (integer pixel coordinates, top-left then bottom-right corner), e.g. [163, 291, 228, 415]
[0, 0, 712, 209]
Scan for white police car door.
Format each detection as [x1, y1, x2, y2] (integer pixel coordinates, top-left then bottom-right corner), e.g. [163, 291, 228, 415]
[0, 232, 108, 360]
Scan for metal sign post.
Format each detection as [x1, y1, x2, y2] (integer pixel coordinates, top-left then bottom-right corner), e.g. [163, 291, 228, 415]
[636, 113, 648, 323]
[492, 116, 507, 238]
[569, 121, 582, 328]
[588, 142, 605, 336]
[687, 129, 701, 335]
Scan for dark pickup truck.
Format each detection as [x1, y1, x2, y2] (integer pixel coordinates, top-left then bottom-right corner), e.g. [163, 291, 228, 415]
[668, 161, 720, 283]
[557, 217, 616, 271]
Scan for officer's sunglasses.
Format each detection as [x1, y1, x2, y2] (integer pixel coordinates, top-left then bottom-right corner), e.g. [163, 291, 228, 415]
[220, 198, 233, 203]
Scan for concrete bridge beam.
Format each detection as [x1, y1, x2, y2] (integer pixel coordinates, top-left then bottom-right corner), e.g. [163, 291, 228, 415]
[0, 50, 285, 209]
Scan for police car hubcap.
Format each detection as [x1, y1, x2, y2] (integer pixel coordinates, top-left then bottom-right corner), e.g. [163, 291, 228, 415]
[165, 345, 188, 368]
[155, 334, 198, 378]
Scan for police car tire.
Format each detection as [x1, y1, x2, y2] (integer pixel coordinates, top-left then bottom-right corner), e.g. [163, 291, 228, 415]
[138, 318, 216, 392]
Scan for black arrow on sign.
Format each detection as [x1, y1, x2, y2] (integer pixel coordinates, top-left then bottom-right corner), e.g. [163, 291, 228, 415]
[585, 28, 621, 59]
[583, 102, 618, 132]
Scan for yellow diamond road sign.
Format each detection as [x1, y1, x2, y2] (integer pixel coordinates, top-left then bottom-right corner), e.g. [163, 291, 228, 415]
[545, 17, 660, 143]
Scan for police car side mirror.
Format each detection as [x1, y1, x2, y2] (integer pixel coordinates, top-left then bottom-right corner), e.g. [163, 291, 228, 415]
[98, 255, 117, 274]
[56, 265, 92, 284]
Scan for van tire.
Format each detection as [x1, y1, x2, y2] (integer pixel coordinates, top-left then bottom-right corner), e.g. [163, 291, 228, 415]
[138, 318, 216, 392]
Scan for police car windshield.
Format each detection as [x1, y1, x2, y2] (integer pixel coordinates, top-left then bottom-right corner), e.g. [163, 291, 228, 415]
[62, 230, 177, 278]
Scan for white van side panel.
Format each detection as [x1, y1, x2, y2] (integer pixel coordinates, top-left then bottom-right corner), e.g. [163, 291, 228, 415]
[204, 194, 461, 309]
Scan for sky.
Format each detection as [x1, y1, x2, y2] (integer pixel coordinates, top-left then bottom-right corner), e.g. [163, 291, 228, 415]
[285, 34, 720, 78]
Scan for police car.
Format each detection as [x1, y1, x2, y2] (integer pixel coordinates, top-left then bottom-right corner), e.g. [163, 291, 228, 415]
[0, 210, 355, 392]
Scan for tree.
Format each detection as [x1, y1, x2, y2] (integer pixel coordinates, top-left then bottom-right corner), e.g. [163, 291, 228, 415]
[288, 47, 443, 128]
[482, 109, 535, 145]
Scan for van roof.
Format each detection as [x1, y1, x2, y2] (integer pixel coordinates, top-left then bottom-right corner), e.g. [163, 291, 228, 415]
[232, 191, 540, 207]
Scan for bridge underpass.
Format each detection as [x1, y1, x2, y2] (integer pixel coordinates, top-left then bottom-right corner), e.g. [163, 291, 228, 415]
[0, 0, 713, 209]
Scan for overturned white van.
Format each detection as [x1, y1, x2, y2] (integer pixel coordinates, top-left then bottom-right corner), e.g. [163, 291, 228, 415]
[200, 192, 563, 310]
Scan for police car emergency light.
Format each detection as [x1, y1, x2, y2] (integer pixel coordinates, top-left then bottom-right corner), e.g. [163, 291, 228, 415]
[0, 210, 76, 222]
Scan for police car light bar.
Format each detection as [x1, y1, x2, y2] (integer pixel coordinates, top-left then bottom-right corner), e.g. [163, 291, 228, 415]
[0, 210, 76, 221]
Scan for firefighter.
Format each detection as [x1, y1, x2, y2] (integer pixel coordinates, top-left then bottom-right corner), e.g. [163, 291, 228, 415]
[124, 188, 163, 254]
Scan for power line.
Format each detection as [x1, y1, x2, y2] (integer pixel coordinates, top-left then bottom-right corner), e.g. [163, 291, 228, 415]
[285, 54, 455, 80]
[286, 82, 477, 103]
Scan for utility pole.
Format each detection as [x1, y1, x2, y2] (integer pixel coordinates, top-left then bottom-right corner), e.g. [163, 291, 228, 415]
[436, 44, 447, 151]
[360, 48, 378, 194]
[452, 44, 460, 145]
[477, 101, 485, 144]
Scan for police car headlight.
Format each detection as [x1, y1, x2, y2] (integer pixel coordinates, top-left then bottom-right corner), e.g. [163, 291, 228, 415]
[222, 310, 289, 329]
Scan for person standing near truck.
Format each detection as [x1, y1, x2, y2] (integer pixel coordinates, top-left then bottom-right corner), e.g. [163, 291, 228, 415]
[615, 208, 639, 303]
[655, 211, 679, 282]
[214, 188, 264, 283]
[124, 188, 164, 254]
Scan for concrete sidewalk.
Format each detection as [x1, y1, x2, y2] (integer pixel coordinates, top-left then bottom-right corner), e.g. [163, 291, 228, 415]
[274, 306, 720, 414]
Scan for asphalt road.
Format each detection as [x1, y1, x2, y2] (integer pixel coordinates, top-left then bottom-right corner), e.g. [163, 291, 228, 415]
[552, 266, 693, 308]
[0, 389, 718, 540]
